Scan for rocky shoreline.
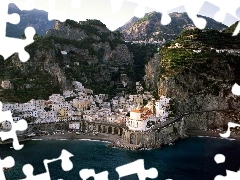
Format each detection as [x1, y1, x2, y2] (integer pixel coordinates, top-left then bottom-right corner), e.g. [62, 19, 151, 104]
[30, 130, 239, 150]
[186, 130, 240, 141]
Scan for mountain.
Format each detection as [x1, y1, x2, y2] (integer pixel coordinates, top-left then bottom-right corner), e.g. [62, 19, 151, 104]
[6, 3, 55, 38]
[222, 21, 239, 34]
[144, 26, 240, 132]
[117, 16, 139, 32]
[118, 12, 228, 42]
[0, 19, 134, 102]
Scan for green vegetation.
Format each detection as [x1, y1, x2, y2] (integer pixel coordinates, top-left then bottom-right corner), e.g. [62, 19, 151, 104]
[25, 36, 55, 57]
[160, 28, 240, 77]
[65, 19, 115, 43]
[66, 19, 106, 29]
[135, 11, 161, 24]
[0, 71, 60, 103]
[158, 27, 240, 97]
[126, 43, 158, 81]
[222, 21, 239, 34]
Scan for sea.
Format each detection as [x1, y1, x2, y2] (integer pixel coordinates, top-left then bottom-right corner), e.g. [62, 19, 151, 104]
[1, 137, 240, 180]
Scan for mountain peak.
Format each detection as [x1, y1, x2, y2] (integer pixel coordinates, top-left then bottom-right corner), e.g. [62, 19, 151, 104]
[118, 11, 227, 42]
[117, 16, 139, 32]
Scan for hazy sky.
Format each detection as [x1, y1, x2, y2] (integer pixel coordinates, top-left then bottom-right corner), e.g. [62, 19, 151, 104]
[10, 0, 239, 30]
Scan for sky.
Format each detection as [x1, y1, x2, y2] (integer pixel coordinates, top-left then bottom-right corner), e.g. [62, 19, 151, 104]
[9, 0, 239, 31]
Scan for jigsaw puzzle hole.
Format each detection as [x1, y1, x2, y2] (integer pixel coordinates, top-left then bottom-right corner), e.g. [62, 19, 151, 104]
[0, 121, 12, 132]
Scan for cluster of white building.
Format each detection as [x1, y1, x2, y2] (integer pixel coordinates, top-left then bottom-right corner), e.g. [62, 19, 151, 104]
[125, 37, 166, 46]
[126, 96, 170, 131]
[0, 80, 171, 132]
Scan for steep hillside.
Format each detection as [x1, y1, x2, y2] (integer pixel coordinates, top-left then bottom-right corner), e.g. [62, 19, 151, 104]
[0, 19, 134, 102]
[6, 3, 55, 38]
[222, 21, 239, 34]
[117, 16, 139, 32]
[144, 27, 240, 132]
[118, 12, 227, 42]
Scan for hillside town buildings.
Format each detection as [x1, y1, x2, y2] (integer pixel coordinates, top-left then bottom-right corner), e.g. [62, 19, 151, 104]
[0, 81, 171, 133]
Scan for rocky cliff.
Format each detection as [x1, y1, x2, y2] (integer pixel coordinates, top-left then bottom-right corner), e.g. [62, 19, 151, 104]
[0, 19, 134, 102]
[118, 12, 227, 42]
[145, 26, 240, 132]
[117, 16, 139, 32]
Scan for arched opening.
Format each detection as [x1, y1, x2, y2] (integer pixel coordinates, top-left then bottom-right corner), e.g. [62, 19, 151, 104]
[102, 126, 106, 133]
[55, 124, 61, 130]
[114, 127, 118, 134]
[46, 125, 52, 131]
[62, 123, 68, 131]
[40, 126, 45, 131]
[130, 133, 136, 144]
[33, 127, 38, 132]
[107, 126, 112, 134]
[119, 128, 123, 136]
[92, 124, 96, 131]
[143, 134, 149, 143]
[82, 123, 86, 131]
[98, 125, 102, 133]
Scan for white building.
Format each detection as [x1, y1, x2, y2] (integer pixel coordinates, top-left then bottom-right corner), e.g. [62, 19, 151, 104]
[2, 103, 16, 111]
[63, 90, 74, 98]
[51, 102, 70, 112]
[126, 107, 156, 131]
[49, 94, 64, 103]
[29, 99, 45, 107]
[69, 122, 80, 130]
[72, 81, 84, 91]
[155, 96, 170, 119]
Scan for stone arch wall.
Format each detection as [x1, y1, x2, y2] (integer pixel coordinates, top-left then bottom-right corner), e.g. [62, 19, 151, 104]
[130, 133, 136, 144]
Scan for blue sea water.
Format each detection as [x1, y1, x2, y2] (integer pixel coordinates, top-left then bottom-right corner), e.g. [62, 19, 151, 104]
[1, 137, 240, 180]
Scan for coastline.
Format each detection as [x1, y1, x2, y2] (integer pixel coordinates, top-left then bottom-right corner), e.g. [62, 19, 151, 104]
[32, 132, 142, 150]
[186, 130, 240, 141]
[32, 132, 122, 144]
[2, 130, 238, 148]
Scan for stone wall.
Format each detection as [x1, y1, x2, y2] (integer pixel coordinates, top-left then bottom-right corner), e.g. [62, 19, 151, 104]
[121, 119, 186, 149]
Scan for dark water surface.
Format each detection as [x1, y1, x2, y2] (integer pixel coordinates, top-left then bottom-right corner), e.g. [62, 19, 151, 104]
[1, 137, 240, 180]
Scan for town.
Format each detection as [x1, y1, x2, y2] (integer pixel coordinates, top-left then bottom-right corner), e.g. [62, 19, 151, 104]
[0, 80, 185, 149]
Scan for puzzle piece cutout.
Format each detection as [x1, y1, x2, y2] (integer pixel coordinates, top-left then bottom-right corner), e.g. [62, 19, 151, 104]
[214, 154, 240, 180]
[232, 83, 240, 95]
[116, 159, 158, 180]
[220, 122, 240, 138]
[207, 0, 240, 23]
[0, 156, 15, 180]
[79, 169, 109, 180]
[0, 0, 35, 62]
[20, 149, 73, 180]
[1, 1, 240, 180]
[0, 102, 28, 150]
[127, 0, 207, 28]
[2, 0, 240, 36]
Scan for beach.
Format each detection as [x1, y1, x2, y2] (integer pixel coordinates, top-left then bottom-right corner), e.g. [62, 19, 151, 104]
[32, 131, 123, 143]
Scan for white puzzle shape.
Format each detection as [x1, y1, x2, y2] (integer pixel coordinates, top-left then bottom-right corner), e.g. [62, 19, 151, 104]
[116, 159, 158, 180]
[0, 0, 35, 62]
[20, 149, 74, 180]
[0, 102, 28, 150]
[1, 1, 240, 180]
[79, 169, 109, 180]
[0, 156, 15, 180]
[4, 0, 240, 36]
[214, 154, 240, 180]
